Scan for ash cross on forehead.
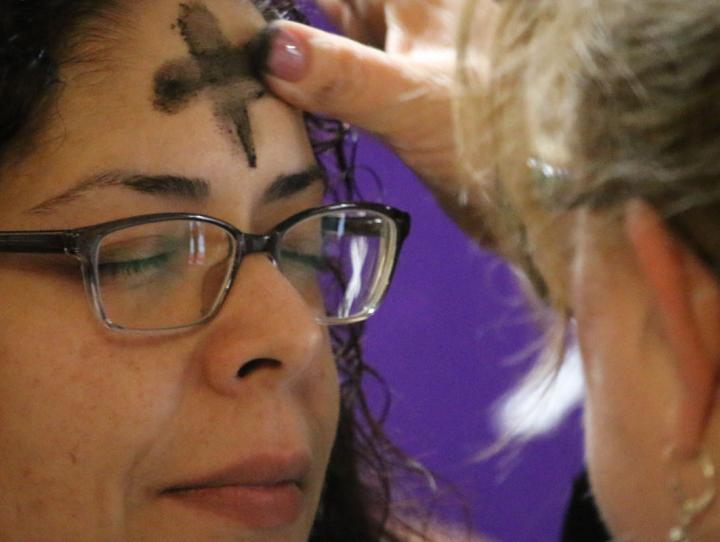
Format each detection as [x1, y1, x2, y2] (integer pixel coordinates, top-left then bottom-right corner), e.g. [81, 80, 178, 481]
[153, 2, 266, 167]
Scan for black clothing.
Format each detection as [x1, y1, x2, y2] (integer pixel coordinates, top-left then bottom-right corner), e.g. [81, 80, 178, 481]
[561, 470, 612, 542]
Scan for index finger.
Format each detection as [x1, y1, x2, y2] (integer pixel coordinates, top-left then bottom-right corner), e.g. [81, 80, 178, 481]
[255, 21, 454, 139]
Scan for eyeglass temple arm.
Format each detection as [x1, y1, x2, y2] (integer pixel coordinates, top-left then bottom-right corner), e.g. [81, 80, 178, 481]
[321, 212, 411, 238]
[0, 232, 75, 254]
[397, 213, 411, 243]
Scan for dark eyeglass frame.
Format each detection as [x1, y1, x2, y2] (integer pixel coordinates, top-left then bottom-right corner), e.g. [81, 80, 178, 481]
[0, 202, 411, 332]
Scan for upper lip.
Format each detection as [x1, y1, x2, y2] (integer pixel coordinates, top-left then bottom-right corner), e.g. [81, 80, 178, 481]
[162, 452, 313, 493]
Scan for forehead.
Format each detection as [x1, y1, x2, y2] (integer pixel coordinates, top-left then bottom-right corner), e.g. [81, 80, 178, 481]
[50, 0, 269, 138]
[124, 0, 266, 57]
[0, 0, 316, 217]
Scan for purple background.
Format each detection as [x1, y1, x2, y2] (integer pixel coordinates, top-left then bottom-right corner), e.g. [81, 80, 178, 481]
[302, 6, 586, 539]
[352, 136, 585, 542]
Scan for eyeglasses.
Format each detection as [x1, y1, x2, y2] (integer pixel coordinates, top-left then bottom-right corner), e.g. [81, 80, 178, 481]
[0, 203, 410, 332]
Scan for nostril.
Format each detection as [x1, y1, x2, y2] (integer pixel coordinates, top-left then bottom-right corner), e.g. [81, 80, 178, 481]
[236, 358, 281, 379]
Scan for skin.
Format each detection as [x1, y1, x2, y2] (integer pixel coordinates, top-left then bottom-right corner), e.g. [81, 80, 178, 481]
[569, 211, 682, 540]
[0, 0, 339, 540]
[570, 205, 720, 541]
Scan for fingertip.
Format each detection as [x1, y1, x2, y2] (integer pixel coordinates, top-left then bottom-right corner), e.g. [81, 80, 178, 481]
[252, 22, 310, 83]
[252, 21, 420, 135]
[261, 72, 316, 113]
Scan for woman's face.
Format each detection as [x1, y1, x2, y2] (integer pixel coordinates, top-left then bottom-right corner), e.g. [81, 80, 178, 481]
[0, 1, 339, 540]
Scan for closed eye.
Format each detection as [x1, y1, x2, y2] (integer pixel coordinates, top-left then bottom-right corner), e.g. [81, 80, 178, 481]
[97, 251, 176, 280]
[279, 250, 335, 272]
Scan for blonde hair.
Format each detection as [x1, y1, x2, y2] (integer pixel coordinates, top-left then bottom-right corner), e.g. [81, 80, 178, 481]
[456, 0, 720, 440]
[458, 0, 720, 308]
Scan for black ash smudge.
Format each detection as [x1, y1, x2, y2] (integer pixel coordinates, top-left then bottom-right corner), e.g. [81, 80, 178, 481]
[153, 2, 266, 167]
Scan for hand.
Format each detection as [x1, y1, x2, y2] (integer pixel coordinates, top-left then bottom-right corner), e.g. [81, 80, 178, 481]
[259, 0, 501, 245]
[316, 0, 460, 57]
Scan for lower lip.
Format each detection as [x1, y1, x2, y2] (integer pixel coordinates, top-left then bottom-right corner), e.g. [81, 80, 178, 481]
[165, 482, 303, 529]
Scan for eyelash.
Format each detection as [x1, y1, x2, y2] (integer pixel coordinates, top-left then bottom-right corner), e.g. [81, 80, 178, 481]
[280, 250, 335, 272]
[97, 251, 175, 281]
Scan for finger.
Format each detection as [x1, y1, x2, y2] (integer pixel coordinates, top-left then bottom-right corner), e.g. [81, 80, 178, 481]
[316, 0, 387, 47]
[256, 21, 452, 139]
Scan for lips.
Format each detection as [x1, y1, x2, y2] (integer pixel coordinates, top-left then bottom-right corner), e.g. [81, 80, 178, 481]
[161, 453, 312, 529]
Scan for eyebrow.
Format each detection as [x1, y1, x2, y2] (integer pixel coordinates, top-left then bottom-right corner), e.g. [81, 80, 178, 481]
[261, 165, 327, 204]
[28, 172, 210, 214]
[27, 166, 327, 214]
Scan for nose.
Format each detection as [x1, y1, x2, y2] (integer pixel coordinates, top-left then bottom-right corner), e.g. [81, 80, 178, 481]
[194, 254, 331, 396]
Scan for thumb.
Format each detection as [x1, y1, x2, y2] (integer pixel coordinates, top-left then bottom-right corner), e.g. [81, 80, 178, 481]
[255, 21, 453, 141]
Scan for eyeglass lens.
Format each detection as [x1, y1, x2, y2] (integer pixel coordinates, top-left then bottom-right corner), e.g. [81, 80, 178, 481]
[92, 210, 397, 331]
[277, 210, 396, 324]
[94, 220, 236, 330]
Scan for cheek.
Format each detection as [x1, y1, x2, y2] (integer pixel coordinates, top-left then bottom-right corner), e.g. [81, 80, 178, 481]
[307, 337, 341, 453]
[0, 277, 184, 520]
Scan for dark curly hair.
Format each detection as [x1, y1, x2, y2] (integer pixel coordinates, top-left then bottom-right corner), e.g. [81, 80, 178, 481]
[0, 1, 431, 540]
